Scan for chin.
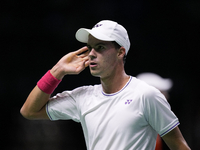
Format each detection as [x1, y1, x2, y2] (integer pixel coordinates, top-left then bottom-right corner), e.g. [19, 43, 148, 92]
[90, 71, 101, 77]
[91, 73, 100, 77]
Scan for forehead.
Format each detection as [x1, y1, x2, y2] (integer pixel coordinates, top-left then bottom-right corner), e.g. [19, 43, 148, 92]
[87, 34, 113, 46]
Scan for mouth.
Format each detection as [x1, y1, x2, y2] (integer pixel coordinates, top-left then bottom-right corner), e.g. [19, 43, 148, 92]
[90, 62, 97, 68]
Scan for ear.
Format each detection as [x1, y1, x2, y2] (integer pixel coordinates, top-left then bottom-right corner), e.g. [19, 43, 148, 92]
[117, 47, 126, 59]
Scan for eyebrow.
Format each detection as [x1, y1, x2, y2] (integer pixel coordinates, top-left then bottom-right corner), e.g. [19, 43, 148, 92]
[87, 42, 107, 48]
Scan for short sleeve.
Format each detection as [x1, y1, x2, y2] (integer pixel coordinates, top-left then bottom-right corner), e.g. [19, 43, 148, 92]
[46, 90, 80, 122]
[143, 88, 180, 137]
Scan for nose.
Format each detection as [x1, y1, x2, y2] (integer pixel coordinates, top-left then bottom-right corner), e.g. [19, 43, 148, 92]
[89, 48, 96, 59]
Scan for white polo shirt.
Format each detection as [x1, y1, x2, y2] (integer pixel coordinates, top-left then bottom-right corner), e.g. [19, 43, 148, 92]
[46, 76, 179, 150]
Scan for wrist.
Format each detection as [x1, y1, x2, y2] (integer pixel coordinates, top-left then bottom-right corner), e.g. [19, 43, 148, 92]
[50, 65, 66, 80]
[37, 70, 62, 94]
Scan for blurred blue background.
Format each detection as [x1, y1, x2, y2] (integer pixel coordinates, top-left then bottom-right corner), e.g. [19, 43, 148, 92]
[1, 0, 199, 149]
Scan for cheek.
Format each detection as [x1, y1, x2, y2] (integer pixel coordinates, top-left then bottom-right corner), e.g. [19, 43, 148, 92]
[102, 55, 117, 67]
[99, 49, 118, 67]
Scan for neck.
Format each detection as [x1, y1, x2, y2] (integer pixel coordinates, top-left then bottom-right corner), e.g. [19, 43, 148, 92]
[100, 70, 130, 94]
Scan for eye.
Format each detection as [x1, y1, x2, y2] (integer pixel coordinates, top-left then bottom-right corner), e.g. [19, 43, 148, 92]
[87, 45, 92, 52]
[96, 45, 104, 51]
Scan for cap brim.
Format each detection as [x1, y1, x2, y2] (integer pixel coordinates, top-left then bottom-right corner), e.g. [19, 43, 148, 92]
[75, 28, 114, 43]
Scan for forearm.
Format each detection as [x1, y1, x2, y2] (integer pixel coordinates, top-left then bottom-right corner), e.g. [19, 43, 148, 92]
[176, 143, 191, 150]
[20, 67, 67, 120]
[20, 47, 89, 120]
[166, 138, 191, 150]
[162, 127, 191, 150]
[20, 69, 62, 120]
[166, 142, 191, 150]
[20, 85, 50, 120]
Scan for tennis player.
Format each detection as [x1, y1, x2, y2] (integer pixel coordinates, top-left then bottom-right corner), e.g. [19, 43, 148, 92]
[21, 20, 190, 150]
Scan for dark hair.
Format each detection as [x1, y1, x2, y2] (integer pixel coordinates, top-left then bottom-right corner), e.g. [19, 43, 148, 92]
[112, 41, 127, 64]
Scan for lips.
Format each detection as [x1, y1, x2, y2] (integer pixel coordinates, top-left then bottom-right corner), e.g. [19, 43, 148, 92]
[90, 62, 97, 68]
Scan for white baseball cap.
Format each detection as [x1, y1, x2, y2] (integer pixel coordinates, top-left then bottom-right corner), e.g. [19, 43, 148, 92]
[75, 20, 130, 55]
[136, 72, 173, 91]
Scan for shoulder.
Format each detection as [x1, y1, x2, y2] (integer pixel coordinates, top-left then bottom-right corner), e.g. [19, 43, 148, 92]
[129, 76, 168, 105]
[50, 84, 101, 100]
[130, 76, 160, 97]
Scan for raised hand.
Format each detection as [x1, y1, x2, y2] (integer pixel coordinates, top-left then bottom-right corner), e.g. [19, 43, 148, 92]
[50, 46, 89, 80]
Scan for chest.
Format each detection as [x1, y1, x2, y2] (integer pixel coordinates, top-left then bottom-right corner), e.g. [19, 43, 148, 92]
[80, 93, 148, 136]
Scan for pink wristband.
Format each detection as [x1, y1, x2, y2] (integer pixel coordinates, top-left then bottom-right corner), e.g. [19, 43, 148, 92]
[37, 70, 62, 94]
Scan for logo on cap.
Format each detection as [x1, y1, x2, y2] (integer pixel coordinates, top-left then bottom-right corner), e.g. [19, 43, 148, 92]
[93, 24, 102, 28]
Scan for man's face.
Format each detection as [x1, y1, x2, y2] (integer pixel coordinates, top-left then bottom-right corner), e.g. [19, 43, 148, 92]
[87, 35, 120, 79]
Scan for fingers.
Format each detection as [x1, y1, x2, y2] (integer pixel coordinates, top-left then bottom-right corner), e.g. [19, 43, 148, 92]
[75, 46, 88, 55]
[76, 58, 89, 73]
[78, 50, 89, 59]
[84, 60, 90, 67]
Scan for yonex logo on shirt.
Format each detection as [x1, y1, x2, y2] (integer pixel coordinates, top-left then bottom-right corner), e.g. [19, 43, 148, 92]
[125, 100, 132, 105]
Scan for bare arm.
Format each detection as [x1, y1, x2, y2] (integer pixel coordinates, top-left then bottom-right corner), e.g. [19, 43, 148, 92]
[20, 47, 89, 120]
[162, 126, 191, 150]
[20, 86, 50, 120]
